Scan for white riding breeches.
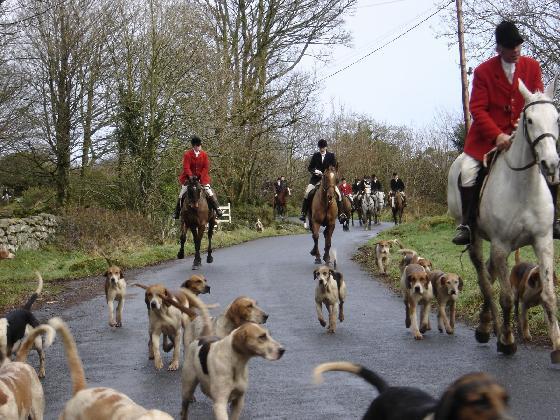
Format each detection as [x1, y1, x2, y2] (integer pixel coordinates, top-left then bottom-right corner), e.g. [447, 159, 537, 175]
[304, 184, 342, 201]
[179, 184, 214, 198]
[459, 153, 481, 187]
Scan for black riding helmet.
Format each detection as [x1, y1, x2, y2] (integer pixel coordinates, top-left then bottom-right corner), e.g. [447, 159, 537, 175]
[191, 135, 202, 146]
[495, 21, 524, 49]
[318, 139, 327, 148]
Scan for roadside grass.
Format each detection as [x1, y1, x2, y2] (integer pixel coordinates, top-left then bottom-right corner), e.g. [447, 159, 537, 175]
[0, 221, 305, 310]
[354, 215, 560, 342]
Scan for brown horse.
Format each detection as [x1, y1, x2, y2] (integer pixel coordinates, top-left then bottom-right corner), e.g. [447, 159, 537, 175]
[273, 186, 289, 220]
[177, 177, 217, 270]
[340, 195, 352, 232]
[391, 191, 405, 225]
[308, 167, 338, 264]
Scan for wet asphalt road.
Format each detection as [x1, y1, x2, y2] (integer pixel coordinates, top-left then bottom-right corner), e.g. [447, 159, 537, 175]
[33, 222, 560, 419]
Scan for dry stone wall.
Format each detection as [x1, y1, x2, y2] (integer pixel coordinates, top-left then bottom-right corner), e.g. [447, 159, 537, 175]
[0, 213, 57, 251]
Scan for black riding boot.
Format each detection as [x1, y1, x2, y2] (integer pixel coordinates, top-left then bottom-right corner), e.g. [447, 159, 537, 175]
[299, 198, 308, 221]
[208, 195, 223, 218]
[336, 198, 347, 224]
[173, 198, 181, 220]
[549, 184, 560, 239]
[452, 185, 478, 245]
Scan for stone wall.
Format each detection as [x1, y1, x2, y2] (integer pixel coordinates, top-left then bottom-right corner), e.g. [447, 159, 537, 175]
[0, 213, 57, 251]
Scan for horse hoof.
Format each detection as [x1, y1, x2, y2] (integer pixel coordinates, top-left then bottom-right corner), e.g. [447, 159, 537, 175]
[550, 350, 560, 364]
[475, 329, 490, 343]
[497, 341, 517, 355]
[177, 252, 185, 260]
[207, 256, 213, 264]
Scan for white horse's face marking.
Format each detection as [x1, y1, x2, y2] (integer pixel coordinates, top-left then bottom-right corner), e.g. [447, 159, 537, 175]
[519, 79, 559, 177]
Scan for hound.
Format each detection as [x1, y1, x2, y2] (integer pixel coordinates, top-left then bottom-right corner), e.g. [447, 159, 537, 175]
[375, 239, 401, 275]
[1, 272, 50, 378]
[398, 249, 433, 273]
[0, 246, 14, 260]
[180, 290, 285, 420]
[104, 265, 126, 327]
[0, 320, 55, 420]
[313, 266, 347, 334]
[429, 270, 463, 335]
[313, 361, 510, 420]
[510, 249, 556, 342]
[401, 264, 433, 340]
[183, 296, 268, 349]
[136, 283, 197, 371]
[49, 317, 173, 419]
[255, 218, 264, 232]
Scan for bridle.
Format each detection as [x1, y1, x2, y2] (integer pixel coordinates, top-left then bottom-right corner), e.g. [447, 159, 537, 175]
[187, 178, 202, 208]
[321, 171, 336, 204]
[505, 100, 559, 171]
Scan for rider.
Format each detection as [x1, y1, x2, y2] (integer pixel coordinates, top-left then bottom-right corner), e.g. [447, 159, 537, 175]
[174, 135, 223, 219]
[275, 176, 291, 197]
[299, 138, 346, 223]
[371, 174, 382, 192]
[389, 172, 406, 207]
[338, 177, 353, 200]
[451, 20, 558, 244]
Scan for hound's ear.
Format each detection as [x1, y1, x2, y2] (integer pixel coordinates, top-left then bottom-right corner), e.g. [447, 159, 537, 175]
[119, 269, 124, 279]
[458, 277, 464, 291]
[332, 271, 342, 284]
[528, 272, 540, 289]
[329, 269, 335, 278]
[103, 270, 109, 277]
[164, 288, 170, 298]
[144, 292, 150, 309]
[406, 275, 412, 289]
[313, 269, 319, 280]
[439, 275, 447, 286]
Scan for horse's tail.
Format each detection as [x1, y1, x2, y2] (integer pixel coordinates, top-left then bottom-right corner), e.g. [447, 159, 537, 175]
[514, 249, 521, 265]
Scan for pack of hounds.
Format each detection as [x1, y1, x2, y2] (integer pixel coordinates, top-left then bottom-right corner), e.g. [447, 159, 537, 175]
[0, 248, 522, 419]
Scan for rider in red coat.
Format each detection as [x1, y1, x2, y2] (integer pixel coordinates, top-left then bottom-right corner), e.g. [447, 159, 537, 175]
[174, 136, 223, 219]
[338, 178, 352, 197]
[452, 21, 559, 244]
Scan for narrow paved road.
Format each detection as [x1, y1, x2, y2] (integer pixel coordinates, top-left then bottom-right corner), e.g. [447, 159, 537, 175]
[35, 222, 559, 419]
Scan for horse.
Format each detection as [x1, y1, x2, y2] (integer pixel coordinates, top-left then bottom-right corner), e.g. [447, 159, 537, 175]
[361, 182, 377, 230]
[390, 191, 404, 225]
[447, 79, 560, 363]
[374, 190, 385, 224]
[273, 185, 289, 221]
[340, 195, 352, 232]
[308, 166, 338, 265]
[177, 177, 217, 270]
[352, 194, 363, 226]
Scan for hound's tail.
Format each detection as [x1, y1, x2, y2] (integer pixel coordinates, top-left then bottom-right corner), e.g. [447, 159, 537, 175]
[48, 318, 87, 395]
[397, 248, 417, 256]
[23, 271, 43, 311]
[391, 239, 403, 249]
[15, 323, 56, 362]
[313, 361, 389, 393]
[514, 249, 521, 265]
[0, 318, 7, 364]
[180, 289, 212, 337]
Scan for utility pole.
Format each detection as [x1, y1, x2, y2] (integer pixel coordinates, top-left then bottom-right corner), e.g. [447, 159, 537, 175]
[456, 0, 471, 133]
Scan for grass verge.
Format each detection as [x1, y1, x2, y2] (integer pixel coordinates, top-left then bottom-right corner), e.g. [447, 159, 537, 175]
[0, 221, 305, 310]
[354, 215, 560, 343]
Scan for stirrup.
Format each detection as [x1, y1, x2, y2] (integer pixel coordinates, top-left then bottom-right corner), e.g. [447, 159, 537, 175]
[299, 213, 306, 222]
[452, 224, 471, 245]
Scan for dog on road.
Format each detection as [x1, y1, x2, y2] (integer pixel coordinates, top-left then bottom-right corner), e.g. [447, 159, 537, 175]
[104, 265, 126, 328]
[375, 239, 401, 275]
[314, 266, 347, 334]
[313, 361, 511, 420]
[401, 264, 433, 340]
[429, 270, 463, 335]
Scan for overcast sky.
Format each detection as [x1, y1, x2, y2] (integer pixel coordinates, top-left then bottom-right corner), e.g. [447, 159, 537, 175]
[305, 0, 465, 128]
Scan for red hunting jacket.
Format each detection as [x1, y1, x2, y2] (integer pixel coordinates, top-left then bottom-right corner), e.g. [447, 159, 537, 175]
[339, 183, 352, 196]
[178, 149, 211, 185]
[464, 55, 543, 161]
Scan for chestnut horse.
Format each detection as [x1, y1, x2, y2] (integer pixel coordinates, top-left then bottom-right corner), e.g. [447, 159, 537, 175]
[177, 177, 216, 270]
[391, 191, 405, 225]
[273, 185, 288, 220]
[340, 195, 352, 232]
[308, 167, 338, 264]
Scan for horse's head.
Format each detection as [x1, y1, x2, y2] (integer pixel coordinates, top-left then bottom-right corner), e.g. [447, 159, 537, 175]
[186, 176, 202, 208]
[322, 166, 338, 203]
[518, 79, 559, 177]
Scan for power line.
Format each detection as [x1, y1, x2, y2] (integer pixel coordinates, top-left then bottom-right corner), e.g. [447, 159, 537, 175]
[357, 0, 409, 9]
[316, 0, 454, 84]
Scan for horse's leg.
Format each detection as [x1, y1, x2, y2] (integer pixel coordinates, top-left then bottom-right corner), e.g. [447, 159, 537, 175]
[491, 244, 516, 355]
[310, 223, 321, 264]
[533, 238, 560, 363]
[206, 221, 214, 264]
[177, 224, 186, 259]
[392, 208, 397, 225]
[322, 225, 334, 264]
[192, 226, 202, 269]
[469, 236, 500, 343]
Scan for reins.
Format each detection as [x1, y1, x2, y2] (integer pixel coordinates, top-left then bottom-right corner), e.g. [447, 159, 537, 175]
[504, 100, 558, 171]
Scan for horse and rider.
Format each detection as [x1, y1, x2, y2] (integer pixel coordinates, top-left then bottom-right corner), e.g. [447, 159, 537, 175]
[175, 135, 223, 269]
[338, 178, 353, 231]
[448, 21, 560, 362]
[274, 176, 291, 219]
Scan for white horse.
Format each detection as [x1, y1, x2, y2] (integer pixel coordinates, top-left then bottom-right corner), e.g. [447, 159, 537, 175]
[361, 184, 378, 230]
[374, 191, 385, 213]
[448, 79, 560, 362]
